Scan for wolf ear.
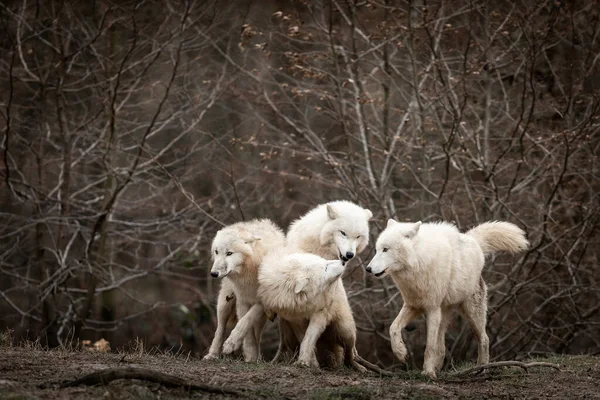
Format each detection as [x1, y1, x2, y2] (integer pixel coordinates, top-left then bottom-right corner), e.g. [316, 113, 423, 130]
[245, 235, 261, 245]
[294, 277, 309, 294]
[326, 204, 338, 220]
[387, 218, 398, 228]
[364, 209, 373, 221]
[407, 221, 422, 238]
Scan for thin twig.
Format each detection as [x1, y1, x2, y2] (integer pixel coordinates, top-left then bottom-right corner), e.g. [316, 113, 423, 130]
[355, 355, 394, 376]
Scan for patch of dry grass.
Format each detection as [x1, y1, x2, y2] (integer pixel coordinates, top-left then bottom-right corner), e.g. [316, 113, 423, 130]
[0, 333, 598, 400]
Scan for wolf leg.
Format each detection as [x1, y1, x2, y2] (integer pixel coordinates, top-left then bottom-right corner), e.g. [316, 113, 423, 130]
[434, 307, 452, 371]
[334, 318, 367, 373]
[203, 287, 236, 360]
[251, 311, 267, 361]
[389, 304, 420, 364]
[296, 313, 327, 368]
[234, 302, 258, 362]
[242, 328, 259, 362]
[222, 303, 264, 356]
[460, 278, 489, 365]
[422, 307, 442, 378]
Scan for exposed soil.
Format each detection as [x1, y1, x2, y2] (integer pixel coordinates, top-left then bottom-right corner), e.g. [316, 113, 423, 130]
[1, 345, 599, 399]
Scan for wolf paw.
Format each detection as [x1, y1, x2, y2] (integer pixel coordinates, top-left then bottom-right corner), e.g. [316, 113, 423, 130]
[222, 339, 239, 355]
[422, 369, 437, 379]
[295, 358, 319, 369]
[202, 353, 219, 361]
[391, 341, 408, 364]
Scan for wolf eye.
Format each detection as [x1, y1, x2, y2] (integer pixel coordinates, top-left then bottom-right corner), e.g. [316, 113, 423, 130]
[215, 250, 218, 255]
[356, 236, 361, 239]
[340, 231, 346, 236]
[382, 248, 389, 253]
[226, 251, 233, 256]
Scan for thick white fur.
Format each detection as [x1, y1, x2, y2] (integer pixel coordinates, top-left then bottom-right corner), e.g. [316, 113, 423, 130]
[259, 252, 365, 369]
[367, 220, 529, 378]
[278, 201, 372, 365]
[222, 250, 366, 371]
[203, 219, 285, 362]
[287, 200, 372, 260]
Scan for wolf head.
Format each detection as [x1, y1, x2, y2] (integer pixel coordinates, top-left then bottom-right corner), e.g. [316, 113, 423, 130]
[291, 254, 346, 297]
[366, 219, 421, 278]
[320, 203, 373, 262]
[210, 228, 260, 279]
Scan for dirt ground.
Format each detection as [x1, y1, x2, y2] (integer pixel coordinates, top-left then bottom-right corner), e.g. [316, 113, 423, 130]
[1, 344, 599, 399]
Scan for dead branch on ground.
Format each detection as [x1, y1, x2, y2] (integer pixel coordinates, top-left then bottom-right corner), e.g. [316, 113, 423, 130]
[58, 367, 245, 396]
[447, 360, 561, 378]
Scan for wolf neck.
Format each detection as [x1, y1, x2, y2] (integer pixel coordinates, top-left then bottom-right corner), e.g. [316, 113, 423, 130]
[287, 205, 337, 258]
[229, 257, 260, 285]
[388, 255, 430, 306]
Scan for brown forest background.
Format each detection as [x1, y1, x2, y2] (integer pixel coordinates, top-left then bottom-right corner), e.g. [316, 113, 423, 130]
[0, 0, 598, 369]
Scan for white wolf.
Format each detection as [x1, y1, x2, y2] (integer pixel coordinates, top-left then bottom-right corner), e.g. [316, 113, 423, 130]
[202, 219, 286, 362]
[366, 220, 529, 378]
[276, 200, 373, 364]
[221, 251, 367, 370]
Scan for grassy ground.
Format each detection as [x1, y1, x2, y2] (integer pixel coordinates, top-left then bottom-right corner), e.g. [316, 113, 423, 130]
[1, 340, 598, 399]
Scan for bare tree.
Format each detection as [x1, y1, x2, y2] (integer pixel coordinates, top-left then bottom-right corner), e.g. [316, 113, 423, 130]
[1, 0, 598, 365]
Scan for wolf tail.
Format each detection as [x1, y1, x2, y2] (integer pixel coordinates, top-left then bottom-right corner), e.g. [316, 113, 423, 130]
[466, 221, 529, 257]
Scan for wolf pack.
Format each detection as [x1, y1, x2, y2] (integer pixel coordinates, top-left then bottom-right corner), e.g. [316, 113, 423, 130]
[202, 201, 529, 378]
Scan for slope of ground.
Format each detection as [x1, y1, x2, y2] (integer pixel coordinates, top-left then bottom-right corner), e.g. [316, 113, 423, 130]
[1, 344, 598, 399]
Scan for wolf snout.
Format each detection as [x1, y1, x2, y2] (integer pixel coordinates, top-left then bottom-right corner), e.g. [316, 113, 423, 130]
[210, 271, 219, 278]
[345, 252, 354, 260]
[365, 266, 372, 273]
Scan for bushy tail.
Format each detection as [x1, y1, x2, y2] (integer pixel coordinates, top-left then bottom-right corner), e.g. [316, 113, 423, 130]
[466, 221, 529, 257]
